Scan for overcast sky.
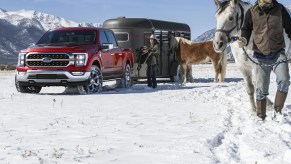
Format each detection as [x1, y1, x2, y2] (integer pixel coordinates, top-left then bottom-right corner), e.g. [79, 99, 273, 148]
[0, 0, 290, 39]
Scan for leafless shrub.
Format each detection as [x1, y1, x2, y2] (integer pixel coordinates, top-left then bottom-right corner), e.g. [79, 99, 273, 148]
[0, 64, 5, 71]
[6, 64, 16, 70]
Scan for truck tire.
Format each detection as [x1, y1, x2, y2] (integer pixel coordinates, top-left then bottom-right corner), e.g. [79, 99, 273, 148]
[78, 65, 102, 94]
[15, 76, 42, 93]
[117, 64, 132, 88]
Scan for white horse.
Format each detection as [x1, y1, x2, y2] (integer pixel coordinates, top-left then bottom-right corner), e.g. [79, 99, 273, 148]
[213, 0, 291, 112]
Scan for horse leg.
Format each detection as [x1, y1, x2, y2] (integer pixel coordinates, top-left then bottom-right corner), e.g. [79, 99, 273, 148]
[187, 64, 194, 83]
[211, 60, 219, 83]
[181, 63, 187, 86]
[240, 67, 256, 113]
[219, 51, 227, 82]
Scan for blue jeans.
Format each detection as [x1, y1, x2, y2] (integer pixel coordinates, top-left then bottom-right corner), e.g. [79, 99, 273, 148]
[147, 64, 157, 88]
[255, 50, 290, 100]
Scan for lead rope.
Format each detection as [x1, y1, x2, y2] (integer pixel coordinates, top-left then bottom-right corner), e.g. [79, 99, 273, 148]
[231, 37, 291, 68]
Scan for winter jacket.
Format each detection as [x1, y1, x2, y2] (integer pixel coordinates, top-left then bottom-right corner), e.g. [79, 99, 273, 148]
[241, 0, 291, 55]
[146, 43, 160, 66]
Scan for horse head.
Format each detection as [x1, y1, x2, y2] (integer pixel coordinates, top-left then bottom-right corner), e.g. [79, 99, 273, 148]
[213, 0, 248, 53]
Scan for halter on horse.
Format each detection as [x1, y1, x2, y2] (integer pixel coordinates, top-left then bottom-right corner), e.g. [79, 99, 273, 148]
[215, 1, 245, 45]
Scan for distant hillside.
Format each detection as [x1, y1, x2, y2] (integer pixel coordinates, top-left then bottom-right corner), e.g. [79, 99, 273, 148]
[0, 8, 100, 64]
[193, 28, 215, 43]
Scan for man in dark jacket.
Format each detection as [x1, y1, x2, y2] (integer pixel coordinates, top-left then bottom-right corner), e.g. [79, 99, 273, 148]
[143, 34, 160, 88]
[238, 0, 291, 120]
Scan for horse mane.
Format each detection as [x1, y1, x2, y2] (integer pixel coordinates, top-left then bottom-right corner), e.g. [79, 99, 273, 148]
[216, 1, 230, 15]
[216, 0, 251, 15]
[178, 37, 192, 45]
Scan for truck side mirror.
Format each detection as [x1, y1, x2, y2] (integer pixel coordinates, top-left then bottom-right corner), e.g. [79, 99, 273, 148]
[101, 43, 113, 50]
[29, 43, 36, 47]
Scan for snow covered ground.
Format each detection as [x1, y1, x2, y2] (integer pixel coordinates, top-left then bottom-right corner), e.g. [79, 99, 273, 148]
[0, 63, 291, 164]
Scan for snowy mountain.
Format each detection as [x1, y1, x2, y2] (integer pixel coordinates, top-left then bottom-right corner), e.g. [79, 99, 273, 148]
[0, 8, 101, 64]
[193, 28, 215, 43]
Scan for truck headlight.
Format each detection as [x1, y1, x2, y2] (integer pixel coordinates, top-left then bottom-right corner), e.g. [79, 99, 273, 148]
[18, 53, 26, 67]
[74, 53, 88, 67]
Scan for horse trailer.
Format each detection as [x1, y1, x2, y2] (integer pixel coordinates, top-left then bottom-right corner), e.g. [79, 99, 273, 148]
[103, 17, 191, 81]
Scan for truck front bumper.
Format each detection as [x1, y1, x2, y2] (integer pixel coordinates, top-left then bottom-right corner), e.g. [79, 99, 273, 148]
[16, 70, 91, 87]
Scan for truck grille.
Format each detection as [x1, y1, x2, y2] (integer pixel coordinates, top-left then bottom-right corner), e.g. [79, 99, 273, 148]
[26, 53, 73, 67]
[28, 74, 69, 79]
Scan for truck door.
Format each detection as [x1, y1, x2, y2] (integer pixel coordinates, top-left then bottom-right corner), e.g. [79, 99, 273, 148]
[105, 31, 124, 76]
[99, 31, 115, 77]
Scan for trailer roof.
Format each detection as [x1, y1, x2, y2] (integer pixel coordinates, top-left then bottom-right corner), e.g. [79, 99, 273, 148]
[103, 18, 191, 32]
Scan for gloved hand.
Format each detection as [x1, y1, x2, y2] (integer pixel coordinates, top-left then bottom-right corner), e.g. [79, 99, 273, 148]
[141, 46, 148, 54]
[237, 37, 247, 48]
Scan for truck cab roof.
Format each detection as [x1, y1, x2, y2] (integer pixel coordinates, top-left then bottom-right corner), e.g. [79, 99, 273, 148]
[50, 27, 109, 31]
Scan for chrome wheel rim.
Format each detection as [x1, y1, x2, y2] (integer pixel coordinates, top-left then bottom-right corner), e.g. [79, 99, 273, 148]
[124, 65, 131, 88]
[87, 67, 102, 93]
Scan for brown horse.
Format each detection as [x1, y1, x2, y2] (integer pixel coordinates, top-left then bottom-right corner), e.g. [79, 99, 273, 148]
[169, 36, 227, 85]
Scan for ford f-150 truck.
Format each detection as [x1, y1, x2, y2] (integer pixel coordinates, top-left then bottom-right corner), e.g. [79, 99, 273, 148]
[15, 27, 134, 94]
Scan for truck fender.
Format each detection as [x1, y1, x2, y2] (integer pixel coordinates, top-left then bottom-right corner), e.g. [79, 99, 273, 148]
[88, 55, 102, 70]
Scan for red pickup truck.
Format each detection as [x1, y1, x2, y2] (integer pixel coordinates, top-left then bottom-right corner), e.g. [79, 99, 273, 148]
[15, 27, 134, 94]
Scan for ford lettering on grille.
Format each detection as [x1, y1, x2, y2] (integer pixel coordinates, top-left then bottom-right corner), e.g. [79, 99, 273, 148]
[42, 57, 53, 63]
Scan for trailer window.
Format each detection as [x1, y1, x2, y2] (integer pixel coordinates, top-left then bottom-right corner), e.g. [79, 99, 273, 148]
[115, 33, 129, 42]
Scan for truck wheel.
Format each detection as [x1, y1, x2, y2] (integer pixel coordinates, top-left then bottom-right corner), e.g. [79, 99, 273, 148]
[117, 64, 132, 88]
[78, 65, 102, 94]
[123, 64, 132, 88]
[15, 77, 42, 93]
[26, 86, 42, 93]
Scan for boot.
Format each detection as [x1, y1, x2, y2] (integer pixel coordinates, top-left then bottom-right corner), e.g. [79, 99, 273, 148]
[256, 99, 266, 120]
[274, 91, 288, 114]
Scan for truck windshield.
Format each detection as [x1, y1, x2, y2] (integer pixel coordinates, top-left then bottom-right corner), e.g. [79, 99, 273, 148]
[37, 30, 97, 45]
